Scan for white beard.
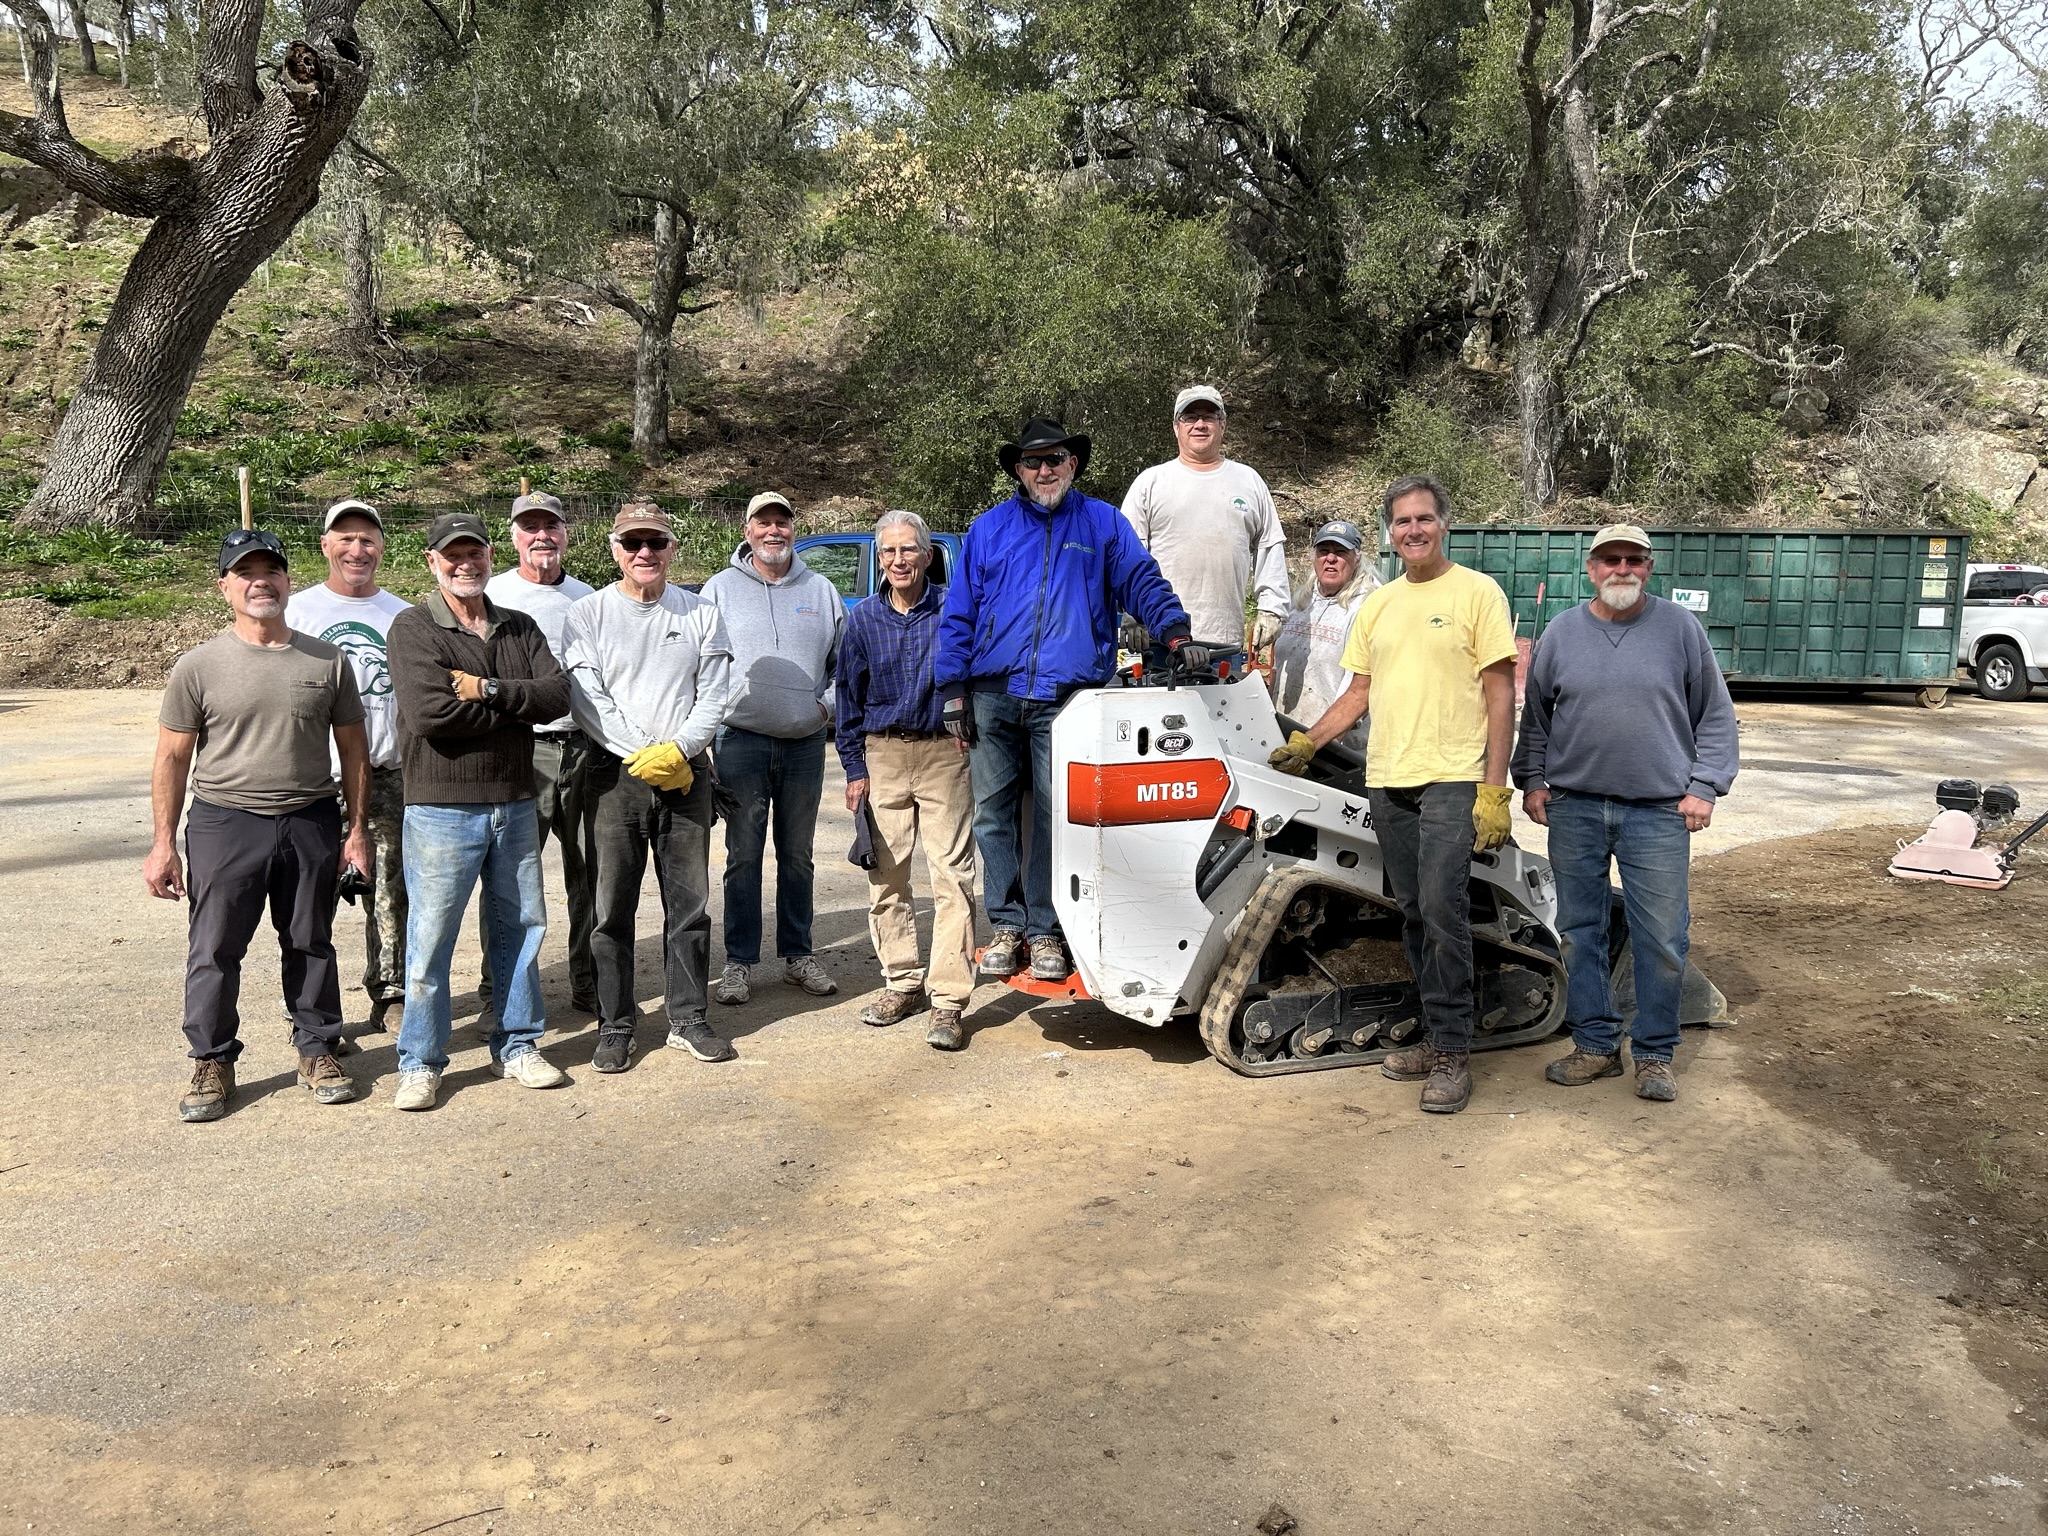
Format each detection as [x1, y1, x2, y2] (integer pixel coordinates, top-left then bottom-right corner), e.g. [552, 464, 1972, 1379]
[1600, 576, 1645, 612]
[753, 544, 793, 569]
[1025, 470, 1075, 510]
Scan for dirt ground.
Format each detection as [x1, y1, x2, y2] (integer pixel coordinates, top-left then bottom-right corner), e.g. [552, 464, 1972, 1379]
[2, 688, 2046, 1534]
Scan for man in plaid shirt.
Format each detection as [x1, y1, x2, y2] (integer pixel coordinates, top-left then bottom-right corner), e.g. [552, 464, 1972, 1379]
[837, 510, 979, 1050]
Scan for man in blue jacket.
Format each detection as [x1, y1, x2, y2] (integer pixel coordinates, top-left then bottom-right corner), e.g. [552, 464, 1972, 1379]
[936, 417, 1201, 982]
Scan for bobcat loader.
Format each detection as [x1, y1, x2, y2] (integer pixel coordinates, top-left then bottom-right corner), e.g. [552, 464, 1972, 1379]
[1042, 665, 1726, 1077]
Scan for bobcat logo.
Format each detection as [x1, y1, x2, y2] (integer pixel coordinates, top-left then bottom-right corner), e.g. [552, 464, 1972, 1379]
[317, 620, 392, 697]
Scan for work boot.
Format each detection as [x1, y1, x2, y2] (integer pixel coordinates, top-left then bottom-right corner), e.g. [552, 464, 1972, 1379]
[1545, 1047, 1623, 1086]
[179, 1059, 235, 1123]
[297, 1053, 357, 1105]
[714, 962, 751, 1006]
[1635, 1058, 1678, 1102]
[980, 930, 1025, 978]
[591, 1029, 635, 1074]
[1380, 1041, 1438, 1081]
[1029, 935, 1069, 981]
[669, 1018, 737, 1063]
[925, 1009, 965, 1051]
[1420, 1050, 1473, 1114]
[784, 955, 839, 996]
[861, 988, 926, 1026]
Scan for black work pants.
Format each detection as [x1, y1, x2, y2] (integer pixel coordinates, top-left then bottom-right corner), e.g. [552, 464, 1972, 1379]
[589, 751, 714, 1030]
[1370, 782, 1478, 1054]
[182, 796, 344, 1062]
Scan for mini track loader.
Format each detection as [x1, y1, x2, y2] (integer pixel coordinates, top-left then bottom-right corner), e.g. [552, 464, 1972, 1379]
[1040, 665, 1727, 1076]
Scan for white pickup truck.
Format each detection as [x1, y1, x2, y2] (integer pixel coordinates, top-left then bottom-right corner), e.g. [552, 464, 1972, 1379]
[1959, 562, 2048, 701]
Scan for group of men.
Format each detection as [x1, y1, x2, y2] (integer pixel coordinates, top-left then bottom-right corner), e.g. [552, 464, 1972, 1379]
[147, 381, 1736, 1123]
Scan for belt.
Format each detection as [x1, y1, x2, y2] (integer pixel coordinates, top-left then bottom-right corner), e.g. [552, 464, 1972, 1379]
[871, 727, 945, 741]
[535, 727, 586, 740]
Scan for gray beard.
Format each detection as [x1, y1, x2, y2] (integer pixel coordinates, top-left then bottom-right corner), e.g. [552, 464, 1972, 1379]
[1025, 475, 1074, 510]
[1600, 577, 1645, 612]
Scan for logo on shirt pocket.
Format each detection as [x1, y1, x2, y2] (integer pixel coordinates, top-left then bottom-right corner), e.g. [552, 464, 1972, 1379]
[1428, 614, 1450, 628]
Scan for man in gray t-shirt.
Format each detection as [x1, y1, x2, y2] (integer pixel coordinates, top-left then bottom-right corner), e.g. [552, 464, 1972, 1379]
[147, 529, 371, 1124]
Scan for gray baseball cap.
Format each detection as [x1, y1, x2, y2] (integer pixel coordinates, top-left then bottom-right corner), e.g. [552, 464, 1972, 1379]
[1311, 519, 1365, 552]
[1174, 384, 1226, 418]
[510, 491, 567, 523]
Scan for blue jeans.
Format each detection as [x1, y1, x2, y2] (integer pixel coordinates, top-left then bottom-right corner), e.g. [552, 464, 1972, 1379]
[1547, 789, 1691, 1062]
[969, 692, 1061, 939]
[714, 726, 828, 965]
[398, 800, 547, 1073]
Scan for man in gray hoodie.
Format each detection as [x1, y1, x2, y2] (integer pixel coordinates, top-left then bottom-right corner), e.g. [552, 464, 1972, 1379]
[701, 492, 847, 1005]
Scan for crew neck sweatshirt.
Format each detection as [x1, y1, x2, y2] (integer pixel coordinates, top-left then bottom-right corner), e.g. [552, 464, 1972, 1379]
[1511, 594, 1740, 802]
[562, 583, 734, 760]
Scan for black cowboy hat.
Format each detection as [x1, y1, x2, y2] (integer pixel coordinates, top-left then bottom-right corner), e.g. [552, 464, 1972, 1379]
[997, 416, 1092, 480]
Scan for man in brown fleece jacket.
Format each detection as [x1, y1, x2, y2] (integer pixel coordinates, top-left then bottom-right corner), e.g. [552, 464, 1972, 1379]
[387, 514, 571, 1111]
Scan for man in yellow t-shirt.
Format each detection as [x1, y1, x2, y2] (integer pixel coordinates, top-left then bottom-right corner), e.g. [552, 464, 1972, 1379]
[1268, 473, 1518, 1114]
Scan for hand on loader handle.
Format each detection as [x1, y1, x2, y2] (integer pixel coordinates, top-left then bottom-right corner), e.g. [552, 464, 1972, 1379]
[1268, 731, 1317, 777]
[1167, 637, 1211, 676]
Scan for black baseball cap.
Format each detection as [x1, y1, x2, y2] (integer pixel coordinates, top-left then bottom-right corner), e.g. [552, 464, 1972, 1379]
[425, 513, 491, 552]
[217, 528, 288, 575]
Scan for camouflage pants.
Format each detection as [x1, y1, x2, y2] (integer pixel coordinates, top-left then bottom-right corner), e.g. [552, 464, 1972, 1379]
[360, 765, 408, 1006]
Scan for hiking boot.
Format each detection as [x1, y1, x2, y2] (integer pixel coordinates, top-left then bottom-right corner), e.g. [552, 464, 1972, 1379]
[784, 955, 839, 996]
[669, 1018, 737, 1063]
[391, 1068, 440, 1112]
[1420, 1050, 1473, 1114]
[492, 1048, 567, 1089]
[714, 962, 750, 1006]
[1028, 935, 1069, 981]
[861, 988, 925, 1026]
[298, 1053, 357, 1105]
[1380, 1041, 1438, 1081]
[1545, 1047, 1623, 1086]
[179, 1059, 235, 1123]
[591, 1029, 635, 1074]
[980, 930, 1025, 978]
[1635, 1058, 1678, 1102]
[363, 998, 396, 1034]
[925, 1009, 965, 1051]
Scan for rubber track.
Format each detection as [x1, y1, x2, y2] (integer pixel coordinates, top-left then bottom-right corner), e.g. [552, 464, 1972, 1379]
[1197, 865, 1565, 1078]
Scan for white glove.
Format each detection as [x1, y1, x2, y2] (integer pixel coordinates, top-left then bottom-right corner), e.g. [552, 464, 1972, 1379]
[1251, 611, 1283, 651]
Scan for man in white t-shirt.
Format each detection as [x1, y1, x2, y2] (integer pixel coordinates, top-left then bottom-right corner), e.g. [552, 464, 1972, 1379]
[482, 491, 600, 1013]
[1120, 385, 1289, 659]
[285, 498, 411, 1031]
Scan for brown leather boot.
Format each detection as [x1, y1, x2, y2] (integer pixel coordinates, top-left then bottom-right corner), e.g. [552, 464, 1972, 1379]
[1545, 1047, 1622, 1086]
[1381, 1041, 1437, 1081]
[179, 1059, 235, 1123]
[1419, 1050, 1472, 1114]
[925, 1009, 965, 1051]
[861, 988, 926, 1027]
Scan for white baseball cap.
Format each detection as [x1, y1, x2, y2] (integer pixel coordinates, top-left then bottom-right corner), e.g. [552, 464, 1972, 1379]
[1173, 385, 1226, 419]
[322, 498, 383, 531]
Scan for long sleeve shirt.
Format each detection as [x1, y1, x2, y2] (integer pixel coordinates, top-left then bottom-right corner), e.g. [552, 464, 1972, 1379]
[388, 590, 570, 805]
[562, 583, 733, 761]
[1511, 594, 1740, 803]
[835, 581, 949, 783]
[699, 543, 844, 738]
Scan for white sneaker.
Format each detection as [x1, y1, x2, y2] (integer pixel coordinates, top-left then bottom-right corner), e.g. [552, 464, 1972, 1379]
[492, 1049, 567, 1088]
[391, 1068, 440, 1112]
[783, 955, 838, 996]
[714, 962, 750, 1006]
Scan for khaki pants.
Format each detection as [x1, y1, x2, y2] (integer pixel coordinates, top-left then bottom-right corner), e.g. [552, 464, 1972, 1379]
[862, 732, 977, 1010]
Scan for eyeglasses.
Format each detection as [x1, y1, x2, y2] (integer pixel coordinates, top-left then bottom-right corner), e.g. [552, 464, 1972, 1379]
[1592, 552, 1650, 568]
[617, 535, 673, 553]
[1018, 450, 1072, 471]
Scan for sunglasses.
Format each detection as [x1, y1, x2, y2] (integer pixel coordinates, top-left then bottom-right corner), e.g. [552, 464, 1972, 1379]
[617, 535, 673, 553]
[1592, 552, 1650, 568]
[1018, 450, 1072, 471]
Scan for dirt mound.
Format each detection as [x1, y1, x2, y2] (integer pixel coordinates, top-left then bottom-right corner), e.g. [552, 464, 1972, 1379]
[1692, 823, 2048, 1425]
[0, 597, 216, 688]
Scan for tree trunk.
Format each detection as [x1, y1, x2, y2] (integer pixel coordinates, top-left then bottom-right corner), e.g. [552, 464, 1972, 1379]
[1516, 340, 1563, 510]
[631, 318, 673, 465]
[337, 154, 379, 348]
[65, 0, 97, 75]
[112, 0, 127, 88]
[6, 4, 374, 528]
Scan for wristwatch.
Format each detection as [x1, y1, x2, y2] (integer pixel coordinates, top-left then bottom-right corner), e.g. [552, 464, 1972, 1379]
[481, 678, 500, 703]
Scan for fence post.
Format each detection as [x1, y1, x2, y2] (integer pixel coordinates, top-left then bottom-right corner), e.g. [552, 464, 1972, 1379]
[237, 467, 252, 531]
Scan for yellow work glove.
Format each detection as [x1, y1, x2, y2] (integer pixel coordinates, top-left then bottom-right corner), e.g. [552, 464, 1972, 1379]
[1473, 783, 1514, 852]
[1268, 730, 1318, 777]
[624, 741, 692, 793]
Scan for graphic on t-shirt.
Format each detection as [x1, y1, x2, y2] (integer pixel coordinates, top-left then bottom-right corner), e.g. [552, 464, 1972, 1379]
[316, 620, 393, 696]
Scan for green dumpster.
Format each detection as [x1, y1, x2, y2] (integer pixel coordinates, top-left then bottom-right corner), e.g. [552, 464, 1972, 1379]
[1407, 526, 1969, 702]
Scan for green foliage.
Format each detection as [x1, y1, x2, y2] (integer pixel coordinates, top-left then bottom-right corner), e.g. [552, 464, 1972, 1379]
[1369, 392, 1517, 521]
[1566, 282, 1779, 509]
[1956, 112, 2048, 364]
[1940, 489, 2023, 561]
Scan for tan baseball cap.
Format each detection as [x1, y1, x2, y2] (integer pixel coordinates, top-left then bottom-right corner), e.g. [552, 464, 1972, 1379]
[1174, 384, 1225, 418]
[611, 503, 672, 538]
[1589, 523, 1652, 553]
[745, 490, 795, 519]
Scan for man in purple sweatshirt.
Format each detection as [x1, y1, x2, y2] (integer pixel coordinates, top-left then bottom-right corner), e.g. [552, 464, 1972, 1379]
[1511, 524, 1739, 1104]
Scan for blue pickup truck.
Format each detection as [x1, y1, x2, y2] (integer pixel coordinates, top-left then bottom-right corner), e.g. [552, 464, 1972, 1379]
[794, 530, 969, 609]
